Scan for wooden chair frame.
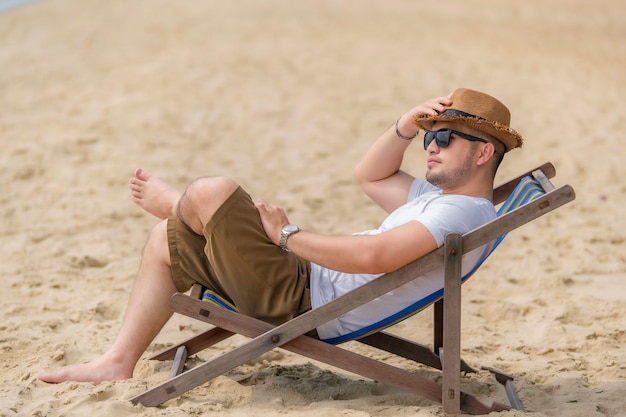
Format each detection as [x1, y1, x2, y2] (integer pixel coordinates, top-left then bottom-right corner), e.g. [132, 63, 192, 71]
[131, 162, 575, 414]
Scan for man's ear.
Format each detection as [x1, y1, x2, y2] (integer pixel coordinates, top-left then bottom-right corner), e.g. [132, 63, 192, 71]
[476, 143, 496, 166]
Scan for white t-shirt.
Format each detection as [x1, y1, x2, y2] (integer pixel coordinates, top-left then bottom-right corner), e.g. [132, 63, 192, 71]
[309, 179, 497, 341]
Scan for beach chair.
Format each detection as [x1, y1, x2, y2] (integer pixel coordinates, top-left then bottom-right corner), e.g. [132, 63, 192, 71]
[131, 162, 575, 414]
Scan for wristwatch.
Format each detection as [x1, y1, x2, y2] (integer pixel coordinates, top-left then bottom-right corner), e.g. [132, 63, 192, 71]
[279, 224, 301, 252]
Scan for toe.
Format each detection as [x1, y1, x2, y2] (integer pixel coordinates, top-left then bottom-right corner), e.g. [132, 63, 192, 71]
[134, 168, 151, 181]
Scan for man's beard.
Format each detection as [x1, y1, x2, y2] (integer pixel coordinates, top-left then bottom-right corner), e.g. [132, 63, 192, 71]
[426, 151, 475, 189]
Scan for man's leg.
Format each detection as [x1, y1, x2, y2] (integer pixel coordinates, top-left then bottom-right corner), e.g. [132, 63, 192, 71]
[38, 220, 177, 384]
[37, 170, 294, 383]
[38, 169, 188, 384]
[128, 168, 240, 230]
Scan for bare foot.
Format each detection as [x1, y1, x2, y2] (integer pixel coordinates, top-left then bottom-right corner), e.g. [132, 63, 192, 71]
[37, 355, 132, 384]
[129, 168, 181, 219]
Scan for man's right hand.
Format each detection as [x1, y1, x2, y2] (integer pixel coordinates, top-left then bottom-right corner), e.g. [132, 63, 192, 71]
[396, 95, 453, 135]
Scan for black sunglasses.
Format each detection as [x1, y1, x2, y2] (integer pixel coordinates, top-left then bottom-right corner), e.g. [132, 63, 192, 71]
[423, 128, 487, 150]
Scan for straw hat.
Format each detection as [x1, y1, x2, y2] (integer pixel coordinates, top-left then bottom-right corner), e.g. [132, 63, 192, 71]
[414, 88, 523, 152]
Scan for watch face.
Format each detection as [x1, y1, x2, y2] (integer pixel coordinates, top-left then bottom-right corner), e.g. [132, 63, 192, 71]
[284, 224, 299, 233]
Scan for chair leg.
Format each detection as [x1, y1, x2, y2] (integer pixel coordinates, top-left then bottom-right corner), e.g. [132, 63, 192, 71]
[168, 346, 188, 379]
[149, 326, 234, 361]
[434, 298, 443, 355]
[482, 366, 525, 411]
[442, 233, 463, 414]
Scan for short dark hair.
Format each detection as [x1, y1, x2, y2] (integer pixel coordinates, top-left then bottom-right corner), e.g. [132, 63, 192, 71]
[467, 127, 505, 178]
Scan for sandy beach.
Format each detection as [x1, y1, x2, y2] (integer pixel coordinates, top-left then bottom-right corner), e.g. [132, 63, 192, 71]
[1, 0, 625, 416]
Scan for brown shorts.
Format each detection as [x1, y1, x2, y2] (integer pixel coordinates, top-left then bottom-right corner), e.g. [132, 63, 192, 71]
[167, 186, 312, 325]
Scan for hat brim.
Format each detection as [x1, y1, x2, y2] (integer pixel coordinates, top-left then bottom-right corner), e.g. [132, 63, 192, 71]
[414, 115, 523, 152]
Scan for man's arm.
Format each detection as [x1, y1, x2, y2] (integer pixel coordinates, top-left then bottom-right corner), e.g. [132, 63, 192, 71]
[284, 222, 437, 274]
[255, 197, 438, 273]
[354, 95, 452, 213]
[255, 93, 453, 272]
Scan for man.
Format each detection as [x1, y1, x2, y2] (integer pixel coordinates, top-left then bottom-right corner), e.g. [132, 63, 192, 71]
[38, 88, 522, 384]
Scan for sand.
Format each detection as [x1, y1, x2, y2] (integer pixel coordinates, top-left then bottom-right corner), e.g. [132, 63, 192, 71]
[1, 0, 625, 416]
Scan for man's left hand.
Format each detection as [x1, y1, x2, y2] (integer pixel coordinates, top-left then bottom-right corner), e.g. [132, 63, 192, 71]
[254, 199, 289, 246]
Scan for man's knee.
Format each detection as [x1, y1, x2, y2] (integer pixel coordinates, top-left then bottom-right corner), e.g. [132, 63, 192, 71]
[143, 220, 170, 262]
[178, 176, 239, 231]
[185, 177, 239, 205]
